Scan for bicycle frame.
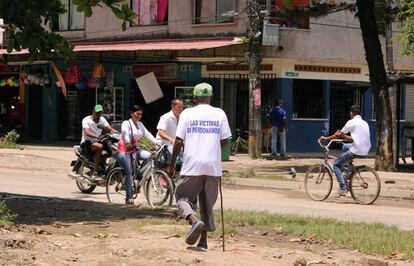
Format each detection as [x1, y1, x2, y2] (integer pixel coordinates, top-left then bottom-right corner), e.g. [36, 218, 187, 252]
[317, 139, 365, 189]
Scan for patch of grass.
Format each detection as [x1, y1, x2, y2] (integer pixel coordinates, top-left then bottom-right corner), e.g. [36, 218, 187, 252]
[0, 200, 17, 227]
[214, 209, 414, 259]
[131, 208, 414, 259]
[0, 130, 21, 149]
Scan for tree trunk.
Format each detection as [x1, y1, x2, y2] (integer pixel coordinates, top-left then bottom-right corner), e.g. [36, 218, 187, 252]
[356, 0, 394, 171]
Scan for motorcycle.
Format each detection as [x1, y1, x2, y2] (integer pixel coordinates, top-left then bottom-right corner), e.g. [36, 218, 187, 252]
[68, 132, 120, 194]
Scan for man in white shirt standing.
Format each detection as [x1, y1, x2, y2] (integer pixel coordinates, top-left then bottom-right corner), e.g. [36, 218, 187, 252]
[319, 105, 371, 195]
[167, 83, 232, 251]
[81, 104, 116, 181]
[156, 98, 184, 154]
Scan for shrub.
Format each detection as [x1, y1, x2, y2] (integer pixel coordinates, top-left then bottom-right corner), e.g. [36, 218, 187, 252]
[0, 200, 17, 227]
[0, 130, 20, 149]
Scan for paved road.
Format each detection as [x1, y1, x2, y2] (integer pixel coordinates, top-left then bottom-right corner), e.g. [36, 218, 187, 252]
[1, 167, 413, 230]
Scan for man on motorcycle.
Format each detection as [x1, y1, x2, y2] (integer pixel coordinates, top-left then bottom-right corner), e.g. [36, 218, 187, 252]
[81, 104, 117, 181]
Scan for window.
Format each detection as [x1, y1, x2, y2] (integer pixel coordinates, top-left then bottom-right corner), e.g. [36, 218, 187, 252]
[292, 79, 325, 118]
[193, 0, 235, 24]
[53, 0, 85, 31]
[131, 0, 168, 26]
[274, 0, 309, 29]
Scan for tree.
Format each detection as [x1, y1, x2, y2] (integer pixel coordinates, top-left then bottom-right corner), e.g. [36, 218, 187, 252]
[272, 0, 395, 170]
[396, 0, 414, 55]
[355, 0, 394, 171]
[0, 0, 136, 61]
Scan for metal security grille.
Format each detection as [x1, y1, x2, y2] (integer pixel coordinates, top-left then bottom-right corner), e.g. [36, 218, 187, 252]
[292, 79, 325, 119]
[208, 74, 277, 132]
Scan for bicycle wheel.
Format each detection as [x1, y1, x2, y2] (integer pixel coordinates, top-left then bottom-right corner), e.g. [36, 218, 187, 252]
[350, 166, 381, 205]
[230, 141, 239, 155]
[145, 170, 174, 207]
[304, 164, 333, 201]
[106, 167, 127, 204]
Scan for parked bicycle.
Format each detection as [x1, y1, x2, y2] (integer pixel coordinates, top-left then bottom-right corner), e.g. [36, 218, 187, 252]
[304, 139, 381, 205]
[231, 128, 249, 155]
[105, 144, 174, 207]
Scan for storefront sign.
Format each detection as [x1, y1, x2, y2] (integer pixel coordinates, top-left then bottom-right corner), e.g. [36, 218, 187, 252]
[133, 64, 177, 79]
[0, 64, 20, 73]
[207, 64, 273, 71]
[285, 71, 299, 77]
[253, 88, 261, 107]
[294, 64, 361, 74]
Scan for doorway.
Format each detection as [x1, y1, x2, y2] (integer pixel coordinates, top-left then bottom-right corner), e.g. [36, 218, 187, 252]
[27, 85, 43, 140]
[330, 82, 355, 134]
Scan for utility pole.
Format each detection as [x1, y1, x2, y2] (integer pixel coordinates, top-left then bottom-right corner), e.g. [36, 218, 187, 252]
[385, 0, 400, 165]
[246, 0, 263, 158]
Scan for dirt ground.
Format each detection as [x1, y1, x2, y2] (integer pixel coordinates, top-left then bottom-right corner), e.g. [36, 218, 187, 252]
[1, 194, 413, 266]
[0, 149, 413, 265]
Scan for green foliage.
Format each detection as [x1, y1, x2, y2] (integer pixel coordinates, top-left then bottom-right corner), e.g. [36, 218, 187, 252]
[396, 1, 414, 55]
[0, 200, 17, 227]
[0, 0, 136, 61]
[0, 130, 21, 149]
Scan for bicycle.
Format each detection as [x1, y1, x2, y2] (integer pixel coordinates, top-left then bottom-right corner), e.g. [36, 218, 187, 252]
[304, 139, 381, 205]
[231, 128, 249, 155]
[105, 145, 174, 207]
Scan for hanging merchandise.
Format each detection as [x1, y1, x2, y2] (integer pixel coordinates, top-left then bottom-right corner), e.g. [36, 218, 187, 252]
[93, 63, 105, 79]
[65, 65, 83, 84]
[51, 62, 67, 98]
[0, 77, 19, 87]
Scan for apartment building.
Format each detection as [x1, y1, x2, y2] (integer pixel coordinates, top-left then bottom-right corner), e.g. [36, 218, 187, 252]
[1, 0, 413, 153]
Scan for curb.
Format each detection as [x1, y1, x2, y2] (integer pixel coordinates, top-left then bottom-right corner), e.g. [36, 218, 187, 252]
[223, 177, 414, 201]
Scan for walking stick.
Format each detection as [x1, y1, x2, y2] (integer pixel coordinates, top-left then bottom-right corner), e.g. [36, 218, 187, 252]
[219, 176, 225, 252]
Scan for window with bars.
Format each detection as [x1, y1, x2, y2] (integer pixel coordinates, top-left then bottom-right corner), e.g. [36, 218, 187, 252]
[131, 0, 168, 26]
[193, 0, 235, 24]
[292, 79, 325, 118]
[273, 0, 309, 29]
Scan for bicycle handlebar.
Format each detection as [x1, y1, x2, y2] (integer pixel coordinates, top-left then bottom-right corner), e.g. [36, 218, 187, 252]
[317, 139, 344, 152]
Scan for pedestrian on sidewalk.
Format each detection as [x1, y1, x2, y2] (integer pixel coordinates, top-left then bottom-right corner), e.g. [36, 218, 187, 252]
[167, 82, 232, 251]
[267, 99, 288, 157]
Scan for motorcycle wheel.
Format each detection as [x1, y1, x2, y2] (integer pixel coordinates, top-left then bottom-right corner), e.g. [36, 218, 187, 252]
[74, 162, 96, 194]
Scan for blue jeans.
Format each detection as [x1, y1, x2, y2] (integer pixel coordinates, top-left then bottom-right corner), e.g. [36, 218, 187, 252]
[115, 149, 152, 200]
[333, 143, 356, 190]
[271, 127, 286, 155]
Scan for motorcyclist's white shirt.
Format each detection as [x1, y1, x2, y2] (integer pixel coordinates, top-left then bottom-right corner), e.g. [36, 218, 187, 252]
[155, 110, 177, 146]
[176, 104, 232, 177]
[81, 116, 109, 143]
[341, 115, 371, 156]
[121, 119, 157, 145]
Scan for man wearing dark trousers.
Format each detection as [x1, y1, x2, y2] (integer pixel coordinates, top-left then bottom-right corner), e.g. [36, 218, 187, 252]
[167, 82, 231, 251]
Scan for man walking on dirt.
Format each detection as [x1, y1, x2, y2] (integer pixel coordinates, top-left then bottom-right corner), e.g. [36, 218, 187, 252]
[167, 82, 231, 251]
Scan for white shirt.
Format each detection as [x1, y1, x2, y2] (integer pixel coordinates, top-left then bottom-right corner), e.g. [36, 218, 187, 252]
[81, 115, 109, 143]
[176, 104, 232, 176]
[121, 119, 157, 145]
[156, 110, 178, 146]
[341, 115, 371, 156]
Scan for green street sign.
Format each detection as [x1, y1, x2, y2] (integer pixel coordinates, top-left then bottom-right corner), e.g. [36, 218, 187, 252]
[285, 71, 299, 77]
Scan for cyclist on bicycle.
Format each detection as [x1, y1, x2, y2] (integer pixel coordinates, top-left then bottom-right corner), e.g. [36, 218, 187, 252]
[116, 105, 157, 205]
[319, 105, 371, 196]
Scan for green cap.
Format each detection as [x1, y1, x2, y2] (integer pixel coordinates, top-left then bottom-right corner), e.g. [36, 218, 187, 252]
[194, 82, 213, 97]
[94, 104, 103, 113]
